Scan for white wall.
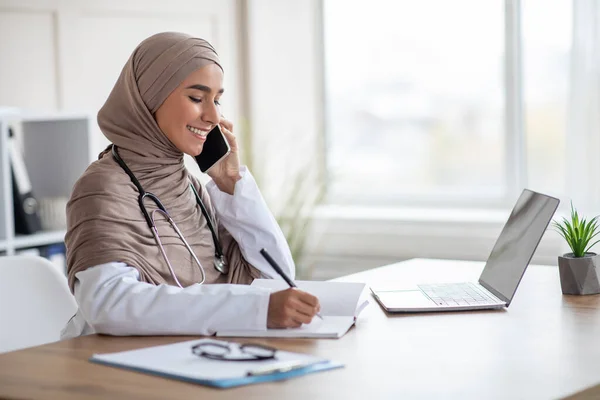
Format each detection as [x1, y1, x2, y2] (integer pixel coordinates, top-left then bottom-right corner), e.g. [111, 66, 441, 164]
[244, 0, 325, 212]
[0, 0, 328, 246]
[0, 0, 241, 176]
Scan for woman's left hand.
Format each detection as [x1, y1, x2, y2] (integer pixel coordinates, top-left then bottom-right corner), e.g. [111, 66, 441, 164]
[206, 117, 242, 195]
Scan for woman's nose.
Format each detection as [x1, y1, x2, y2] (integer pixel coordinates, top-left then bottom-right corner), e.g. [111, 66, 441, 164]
[202, 102, 220, 125]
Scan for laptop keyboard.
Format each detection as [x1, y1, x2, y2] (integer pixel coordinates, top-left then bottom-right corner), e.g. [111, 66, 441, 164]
[417, 282, 501, 306]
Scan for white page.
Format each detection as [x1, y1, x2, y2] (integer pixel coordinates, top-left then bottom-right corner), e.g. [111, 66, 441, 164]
[91, 339, 326, 381]
[216, 316, 355, 339]
[251, 279, 367, 317]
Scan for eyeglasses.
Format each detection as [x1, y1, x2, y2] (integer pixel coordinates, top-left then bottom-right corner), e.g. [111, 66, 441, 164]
[191, 342, 277, 362]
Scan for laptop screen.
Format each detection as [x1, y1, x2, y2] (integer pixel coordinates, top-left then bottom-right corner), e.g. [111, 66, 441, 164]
[479, 190, 559, 304]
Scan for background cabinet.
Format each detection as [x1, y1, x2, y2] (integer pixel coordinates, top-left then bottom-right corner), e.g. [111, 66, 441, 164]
[0, 110, 95, 272]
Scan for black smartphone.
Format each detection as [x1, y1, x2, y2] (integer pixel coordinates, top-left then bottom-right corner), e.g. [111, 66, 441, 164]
[195, 125, 231, 173]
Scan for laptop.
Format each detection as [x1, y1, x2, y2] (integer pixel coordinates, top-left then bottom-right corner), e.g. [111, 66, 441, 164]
[371, 189, 560, 312]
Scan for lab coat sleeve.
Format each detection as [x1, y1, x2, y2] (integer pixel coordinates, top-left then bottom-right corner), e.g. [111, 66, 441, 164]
[69, 261, 271, 336]
[206, 166, 296, 280]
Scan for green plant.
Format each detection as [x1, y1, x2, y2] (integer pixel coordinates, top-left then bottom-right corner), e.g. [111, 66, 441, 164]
[275, 167, 325, 266]
[552, 202, 600, 257]
[237, 117, 325, 276]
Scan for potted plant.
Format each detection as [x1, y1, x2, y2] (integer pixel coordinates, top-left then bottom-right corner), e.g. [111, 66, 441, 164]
[552, 203, 600, 295]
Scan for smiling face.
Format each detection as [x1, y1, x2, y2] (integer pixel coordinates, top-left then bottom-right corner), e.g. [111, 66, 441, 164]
[154, 63, 224, 156]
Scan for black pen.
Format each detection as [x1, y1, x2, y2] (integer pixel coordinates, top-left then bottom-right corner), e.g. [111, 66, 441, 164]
[259, 248, 323, 320]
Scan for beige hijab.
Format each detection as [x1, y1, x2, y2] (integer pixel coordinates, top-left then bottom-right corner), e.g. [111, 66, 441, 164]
[65, 32, 260, 292]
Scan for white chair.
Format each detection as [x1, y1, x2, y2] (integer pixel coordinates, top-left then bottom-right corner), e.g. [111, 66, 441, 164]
[0, 255, 77, 353]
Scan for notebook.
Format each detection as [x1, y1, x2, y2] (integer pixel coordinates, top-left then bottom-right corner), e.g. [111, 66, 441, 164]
[216, 280, 369, 339]
[90, 339, 343, 389]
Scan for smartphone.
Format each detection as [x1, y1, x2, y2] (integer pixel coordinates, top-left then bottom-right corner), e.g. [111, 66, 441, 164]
[195, 125, 231, 173]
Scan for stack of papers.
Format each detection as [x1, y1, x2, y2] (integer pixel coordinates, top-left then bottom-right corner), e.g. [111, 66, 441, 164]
[216, 279, 369, 339]
[91, 339, 343, 388]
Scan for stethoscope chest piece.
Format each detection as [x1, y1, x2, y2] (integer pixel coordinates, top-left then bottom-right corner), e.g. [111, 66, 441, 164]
[214, 255, 228, 274]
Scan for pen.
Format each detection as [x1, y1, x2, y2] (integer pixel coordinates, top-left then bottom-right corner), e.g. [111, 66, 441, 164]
[246, 360, 319, 376]
[259, 248, 324, 320]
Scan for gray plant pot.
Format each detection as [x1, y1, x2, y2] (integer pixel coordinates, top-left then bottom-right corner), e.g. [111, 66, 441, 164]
[558, 252, 600, 295]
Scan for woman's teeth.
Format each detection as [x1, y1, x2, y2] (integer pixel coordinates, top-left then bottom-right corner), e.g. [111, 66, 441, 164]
[187, 125, 208, 137]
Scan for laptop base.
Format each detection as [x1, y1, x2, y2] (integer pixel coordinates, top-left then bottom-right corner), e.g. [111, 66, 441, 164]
[370, 287, 506, 313]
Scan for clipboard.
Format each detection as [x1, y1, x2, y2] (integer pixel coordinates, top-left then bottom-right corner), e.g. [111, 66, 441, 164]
[90, 339, 343, 389]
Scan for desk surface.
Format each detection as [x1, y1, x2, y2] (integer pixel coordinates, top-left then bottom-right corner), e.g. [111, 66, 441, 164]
[1, 258, 600, 399]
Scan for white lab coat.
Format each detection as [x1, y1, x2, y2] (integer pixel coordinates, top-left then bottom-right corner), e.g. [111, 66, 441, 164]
[61, 166, 294, 339]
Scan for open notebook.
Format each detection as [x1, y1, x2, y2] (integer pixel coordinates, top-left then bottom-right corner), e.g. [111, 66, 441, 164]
[216, 280, 369, 339]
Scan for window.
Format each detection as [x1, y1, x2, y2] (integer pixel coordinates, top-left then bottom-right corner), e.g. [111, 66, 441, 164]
[522, 0, 571, 196]
[323, 0, 572, 207]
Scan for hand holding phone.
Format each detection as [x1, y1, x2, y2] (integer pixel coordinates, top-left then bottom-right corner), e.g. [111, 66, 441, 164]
[196, 118, 242, 195]
[194, 124, 231, 173]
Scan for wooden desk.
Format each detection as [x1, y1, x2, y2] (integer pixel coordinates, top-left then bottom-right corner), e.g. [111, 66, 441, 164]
[1, 258, 600, 399]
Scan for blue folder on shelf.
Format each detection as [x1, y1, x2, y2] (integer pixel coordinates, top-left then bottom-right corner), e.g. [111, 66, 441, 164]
[90, 339, 343, 389]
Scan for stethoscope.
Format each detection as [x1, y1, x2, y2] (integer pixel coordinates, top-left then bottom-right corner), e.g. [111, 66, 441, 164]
[111, 145, 228, 287]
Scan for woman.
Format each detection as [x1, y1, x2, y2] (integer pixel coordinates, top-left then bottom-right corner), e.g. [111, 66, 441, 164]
[61, 32, 320, 338]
